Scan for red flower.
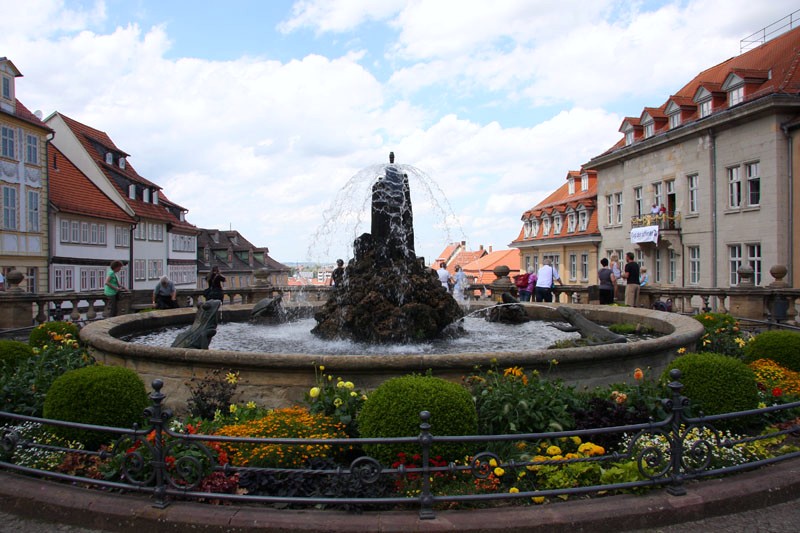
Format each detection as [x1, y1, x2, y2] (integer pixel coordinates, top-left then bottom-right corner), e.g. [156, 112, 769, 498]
[772, 387, 783, 397]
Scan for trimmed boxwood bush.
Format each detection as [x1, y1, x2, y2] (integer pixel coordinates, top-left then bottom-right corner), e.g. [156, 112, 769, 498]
[742, 330, 800, 371]
[357, 374, 478, 465]
[664, 353, 759, 427]
[43, 366, 149, 449]
[29, 321, 80, 349]
[0, 340, 34, 369]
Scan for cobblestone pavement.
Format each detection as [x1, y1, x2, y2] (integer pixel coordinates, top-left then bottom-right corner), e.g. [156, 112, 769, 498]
[2, 497, 799, 533]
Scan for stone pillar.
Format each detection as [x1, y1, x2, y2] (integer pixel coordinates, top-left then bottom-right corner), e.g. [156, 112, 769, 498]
[489, 265, 514, 303]
[767, 265, 794, 323]
[249, 268, 275, 303]
[727, 265, 765, 320]
[0, 270, 35, 328]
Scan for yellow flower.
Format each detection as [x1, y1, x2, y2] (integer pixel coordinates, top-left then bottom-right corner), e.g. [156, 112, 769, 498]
[758, 402, 767, 409]
[337, 381, 346, 388]
[333, 397, 343, 407]
[532, 496, 545, 504]
[571, 436, 582, 445]
[225, 372, 239, 385]
[493, 467, 505, 477]
[328, 375, 332, 381]
[735, 338, 746, 347]
[344, 381, 355, 390]
[229, 404, 238, 413]
[309, 387, 321, 398]
[318, 365, 325, 371]
[361, 394, 368, 401]
[246, 401, 256, 409]
[509, 487, 519, 493]
[677, 347, 686, 354]
[546, 445, 562, 456]
[550, 358, 559, 366]
[350, 391, 358, 397]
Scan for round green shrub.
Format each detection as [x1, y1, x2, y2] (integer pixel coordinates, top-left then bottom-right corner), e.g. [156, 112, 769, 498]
[0, 340, 34, 369]
[29, 321, 80, 349]
[664, 353, 759, 427]
[357, 374, 478, 465]
[742, 330, 800, 371]
[43, 366, 149, 449]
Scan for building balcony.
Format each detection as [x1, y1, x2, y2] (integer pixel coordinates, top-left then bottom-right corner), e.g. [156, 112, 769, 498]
[631, 212, 681, 231]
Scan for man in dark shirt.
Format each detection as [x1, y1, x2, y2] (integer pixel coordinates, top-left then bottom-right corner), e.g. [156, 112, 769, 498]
[330, 259, 345, 287]
[622, 252, 641, 307]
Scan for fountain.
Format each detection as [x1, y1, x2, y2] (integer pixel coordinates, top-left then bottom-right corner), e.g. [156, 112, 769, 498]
[80, 154, 705, 411]
[311, 153, 463, 343]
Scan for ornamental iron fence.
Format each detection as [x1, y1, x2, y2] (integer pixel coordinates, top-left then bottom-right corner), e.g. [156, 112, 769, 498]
[1, 371, 799, 520]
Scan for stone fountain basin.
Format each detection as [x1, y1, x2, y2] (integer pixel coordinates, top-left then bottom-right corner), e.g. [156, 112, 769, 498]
[80, 303, 703, 412]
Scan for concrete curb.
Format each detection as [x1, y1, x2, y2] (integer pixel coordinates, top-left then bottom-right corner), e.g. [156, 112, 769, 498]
[2, 457, 800, 532]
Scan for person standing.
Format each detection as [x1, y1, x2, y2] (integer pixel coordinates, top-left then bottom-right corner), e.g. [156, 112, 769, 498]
[152, 276, 178, 309]
[622, 252, 641, 307]
[609, 253, 622, 302]
[330, 259, 345, 287]
[452, 265, 467, 302]
[437, 262, 451, 291]
[525, 267, 537, 302]
[534, 258, 561, 302]
[206, 266, 226, 301]
[597, 258, 616, 305]
[103, 260, 127, 317]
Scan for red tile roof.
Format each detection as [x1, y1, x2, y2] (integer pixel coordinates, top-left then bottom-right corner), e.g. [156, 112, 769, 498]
[462, 249, 521, 284]
[604, 25, 800, 154]
[49, 145, 135, 224]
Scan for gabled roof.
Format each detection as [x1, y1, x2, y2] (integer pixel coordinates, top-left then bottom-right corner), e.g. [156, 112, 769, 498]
[49, 145, 136, 224]
[462, 249, 521, 284]
[599, 25, 800, 156]
[0, 98, 53, 133]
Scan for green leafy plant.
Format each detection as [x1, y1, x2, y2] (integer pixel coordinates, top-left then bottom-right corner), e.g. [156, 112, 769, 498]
[0, 421, 85, 470]
[28, 321, 80, 350]
[464, 365, 578, 437]
[43, 365, 149, 449]
[743, 330, 800, 371]
[185, 369, 240, 420]
[0, 331, 94, 416]
[664, 352, 760, 430]
[0, 339, 34, 369]
[693, 312, 748, 356]
[303, 364, 367, 437]
[357, 373, 478, 465]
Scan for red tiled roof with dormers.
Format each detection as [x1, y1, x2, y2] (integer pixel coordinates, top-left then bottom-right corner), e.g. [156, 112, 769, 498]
[49, 145, 135, 224]
[2, 99, 53, 133]
[601, 25, 800, 156]
[56, 113, 193, 228]
[512, 169, 600, 245]
[462, 248, 521, 284]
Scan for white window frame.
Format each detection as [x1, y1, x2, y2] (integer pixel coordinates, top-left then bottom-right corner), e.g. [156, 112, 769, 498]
[689, 246, 700, 285]
[569, 253, 577, 281]
[625, 130, 634, 146]
[25, 134, 38, 164]
[567, 212, 576, 233]
[688, 174, 698, 213]
[580, 253, 589, 281]
[729, 86, 744, 107]
[134, 259, 147, 281]
[115, 225, 130, 247]
[729, 244, 742, 286]
[614, 193, 623, 224]
[728, 166, 742, 208]
[542, 216, 551, 236]
[568, 178, 575, 195]
[578, 210, 588, 231]
[80, 221, 89, 243]
[27, 189, 39, 232]
[634, 186, 643, 217]
[669, 112, 681, 129]
[747, 243, 762, 285]
[553, 214, 562, 234]
[668, 249, 677, 284]
[60, 219, 70, 243]
[2, 185, 17, 230]
[653, 182, 663, 208]
[746, 162, 760, 207]
[71, 220, 80, 242]
[699, 99, 712, 118]
[644, 121, 654, 138]
[1, 126, 14, 159]
[531, 219, 539, 237]
[605, 195, 613, 226]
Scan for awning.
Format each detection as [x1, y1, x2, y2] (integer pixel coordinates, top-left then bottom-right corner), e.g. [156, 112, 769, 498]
[631, 225, 659, 244]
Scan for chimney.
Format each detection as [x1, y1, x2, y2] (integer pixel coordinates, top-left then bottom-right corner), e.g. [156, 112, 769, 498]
[489, 246, 493, 253]
[479, 245, 484, 251]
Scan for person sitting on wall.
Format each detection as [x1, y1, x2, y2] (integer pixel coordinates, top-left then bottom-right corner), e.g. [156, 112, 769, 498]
[153, 276, 178, 309]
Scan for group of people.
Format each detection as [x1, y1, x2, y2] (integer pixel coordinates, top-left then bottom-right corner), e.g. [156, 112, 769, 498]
[514, 259, 564, 303]
[597, 252, 645, 306]
[102, 260, 227, 317]
[437, 262, 468, 301]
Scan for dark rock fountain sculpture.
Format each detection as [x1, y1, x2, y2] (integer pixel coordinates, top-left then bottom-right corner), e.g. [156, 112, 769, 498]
[312, 153, 464, 343]
[172, 299, 221, 349]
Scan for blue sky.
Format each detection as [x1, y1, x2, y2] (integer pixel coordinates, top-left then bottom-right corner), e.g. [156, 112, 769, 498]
[2, 0, 798, 263]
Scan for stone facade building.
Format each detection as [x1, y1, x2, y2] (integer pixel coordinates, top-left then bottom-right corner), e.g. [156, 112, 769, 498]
[586, 26, 800, 290]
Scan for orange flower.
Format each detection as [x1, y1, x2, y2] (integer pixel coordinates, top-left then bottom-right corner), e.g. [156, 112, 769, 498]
[633, 368, 644, 381]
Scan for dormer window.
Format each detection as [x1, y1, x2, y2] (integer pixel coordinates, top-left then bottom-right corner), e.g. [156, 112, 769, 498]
[553, 214, 562, 234]
[119, 157, 126, 169]
[531, 219, 539, 237]
[153, 190, 159, 205]
[567, 212, 576, 233]
[669, 112, 681, 129]
[625, 130, 634, 146]
[581, 174, 588, 191]
[729, 86, 744, 107]
[568, 177, 575, 195]
[542, 217, 551, 236]
[523, 220, 532, 238]
[643, 120, 654, 138]
[179, 211, 185, 222]
[1, 76, 10, 99]
[128, 184, 136, 199]
[578, 209, 588, 231]
[105, 152, 113, 165]
[143, 188, 150, 203]
[698, 99, 711, 118]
